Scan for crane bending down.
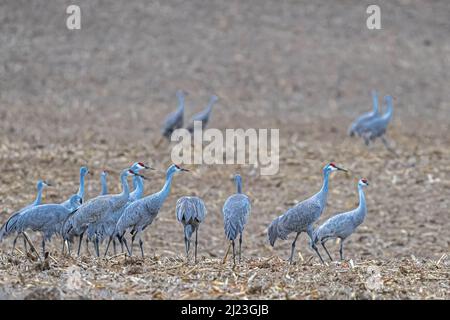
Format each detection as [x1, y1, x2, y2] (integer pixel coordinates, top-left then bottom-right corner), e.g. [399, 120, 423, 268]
[0, 180, 51, 252]
[186, 95, 219, 133]
[222, 174, 251, 264]
[348, 90, 380, 137]
[313, 179, 369, 261]
[14, 195, 82, 256]
[114, 164, 189, 257]
[359, 95, 395, 153]
[62, 168, 146, 257]
[267, 163, 347, 264]
[176, 196, 207, 262]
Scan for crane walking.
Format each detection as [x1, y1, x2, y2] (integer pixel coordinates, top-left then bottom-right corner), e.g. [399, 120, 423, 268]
[186, 95, 219, 133]
[222, 174, 251, 264]
[313, 179, 369, 261]
[267, 163, 347, 264]
[348, 90, 380, 137]
[114, 164, 189, 257]
[176, 196, 207, 262]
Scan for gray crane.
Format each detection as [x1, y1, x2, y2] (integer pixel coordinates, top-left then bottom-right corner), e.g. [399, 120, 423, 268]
[14, 195, 82, 256]
[62, 166, 89, 210]
[100, 170, 108, 195]
[359, 95, 395, 152]
[313, 178, 369, 261]
[176, 196, 207, 262]
[114, 164, 189, 257]
[0, 180, 51, 252]
[186, 95, 219, 133]
[222, 174, 251, 264]
[161, 90, 187, 140]
[348, 90, 380, 137]
[267, 163, 347, 264]
[63, 168, 146, 257]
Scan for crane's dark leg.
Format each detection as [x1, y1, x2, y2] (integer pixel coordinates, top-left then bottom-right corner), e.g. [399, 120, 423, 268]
[77, 233, 84, 257]
[238, 232, 243, 263]
[321, 240, 333, 261]
[184, 236, 190, 258]
[231, 240, 236, 265]
[307, 227, 324, 264]
[121, 236, 132, 256]
[119, 236, 124, 253]
[85, 237, 91, 255]
[194, 229, 198, 264]
[288, 232, 300, 264]
[94, 238, 100, 257]
[339, 239, 345, 261]
[381, 136, 398, 155]
[61, 239, 65, 255]
[130, 233, 137, 256]
[12, 235, 19, 254]
[104, 237, 112, 257]
[113, 239, 117, 255]
[139, 239, 144, 258]
[41, 237, 46, 257]
[23, 236, 28, 253]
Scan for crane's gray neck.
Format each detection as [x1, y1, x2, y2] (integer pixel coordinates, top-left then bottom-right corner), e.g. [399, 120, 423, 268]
[355, 185, 367, 223]
[33, 185, 44, 206]
[177, 94, 185, 112]
[372, 91, 379, 114]
[130, 176, 144, 200]
[382, 100, 393, 121]
[119, 173, 131, 199]
[101, 175, 108, 195]
[157, 171, 176, 202]
[77, 172, 86, 200]
[317, 170, 330, 206]
[236, 180, 242, 194]
[204, 97, 217, 115]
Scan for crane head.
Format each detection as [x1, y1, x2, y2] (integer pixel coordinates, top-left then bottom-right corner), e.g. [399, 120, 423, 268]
[326, 162, 347, 173]
[131, 162, 154, 172]
[174, 164, 189, 172]
[128, 169, 148, 180]
[359, 178, 369, 187]
[80, 166, 90, 176]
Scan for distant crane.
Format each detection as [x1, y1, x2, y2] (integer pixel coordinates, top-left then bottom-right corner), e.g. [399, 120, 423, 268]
[222, 174, 251, 264]
[62, 166, 89, 210]
[63, 168, 146, 257]
[14, 195, 82, 257]
[267, 163, 347, 264]
[0, 180, 51, 252]
[176, 196, 207, 262]
[348, 90, 380, 137]
[313, 179, 369, 261]
[359, 95, 395, 153]
[186, 95, 219, 133]
[157, 90, 187, 146]
[114, 164, 189, 257]
[100, 170, 108, 195]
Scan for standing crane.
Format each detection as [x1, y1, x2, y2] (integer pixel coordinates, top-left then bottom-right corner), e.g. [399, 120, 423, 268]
[159, 90, 187, 143]
[62, 166, 89, 210]
[114, 164, 189, 257]
[14, 195, 82, 257]
[267, 163, 347, 264]
[0, 180, 51, 252]
[175, 196, 207, 262]
[186, 95, 219, 133]
[100, 170, 108, 195]
[222, 174, 251, 264]
[348, 90, 380, 137]
[62, 167, 147, 257]
[313, 179, 369, 261]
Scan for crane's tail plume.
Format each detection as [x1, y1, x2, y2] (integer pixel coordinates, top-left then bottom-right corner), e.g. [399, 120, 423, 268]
[268, 217, 280, 247]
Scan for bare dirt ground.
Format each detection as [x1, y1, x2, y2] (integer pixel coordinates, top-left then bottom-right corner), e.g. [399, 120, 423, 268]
[0, 0, 449, 299]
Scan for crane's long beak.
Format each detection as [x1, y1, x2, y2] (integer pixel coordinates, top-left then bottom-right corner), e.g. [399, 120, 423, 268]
[336, 166, 348, 172]
[146, 165, 155, 170]
[44, 181, 53, 187]
[133, 173, 148, 180]
[181, 168, 189, 172]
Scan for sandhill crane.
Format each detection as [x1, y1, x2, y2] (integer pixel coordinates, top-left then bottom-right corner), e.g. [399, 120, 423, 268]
[0, 180, 51, 252]
[62, 166, 89, 210]
[313, 179, 369, 261]
[348, 90, 380, 137]
[14, 195, 82, 256]
[63, 168, 147, 257]
[186, 95, 219, 133]
[114, 164, 189, 257]
[359, 95, 395, 152]
[100, 170, 108, 195]
[223, 174, 251, 264]
[160, 90, 187, 142]
[267, 163, 347, 264]
[176, 196, 207, 262]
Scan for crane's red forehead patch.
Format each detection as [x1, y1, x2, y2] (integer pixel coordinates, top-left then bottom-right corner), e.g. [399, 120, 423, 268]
[138, 162, 145, 167]
[362, 178, 368, 183]
[174, 164, 180, 169]
[329, 162, 336, 167]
